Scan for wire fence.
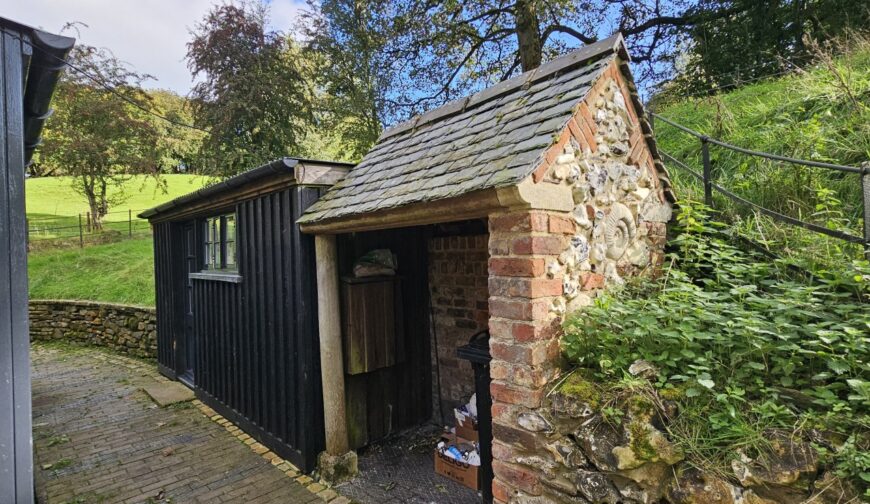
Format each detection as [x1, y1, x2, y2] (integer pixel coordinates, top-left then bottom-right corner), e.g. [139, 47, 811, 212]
[651, 112, 870, 260]
[26, 208, 152, 249]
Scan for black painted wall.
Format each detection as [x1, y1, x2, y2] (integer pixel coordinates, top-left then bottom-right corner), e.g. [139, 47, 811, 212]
[152, 186, 325, 472]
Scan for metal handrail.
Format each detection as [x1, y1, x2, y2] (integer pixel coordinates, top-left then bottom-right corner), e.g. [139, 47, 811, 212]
[651, 113, 870, 259]
[652, 113, 866, 174]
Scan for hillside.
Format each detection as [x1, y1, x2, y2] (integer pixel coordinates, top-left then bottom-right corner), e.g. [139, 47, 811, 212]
[652, 37, 869, 265]
[27, 174, 211, 305]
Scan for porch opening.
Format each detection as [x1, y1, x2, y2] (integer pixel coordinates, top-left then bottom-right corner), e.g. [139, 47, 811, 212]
[332, 219, 493, 503]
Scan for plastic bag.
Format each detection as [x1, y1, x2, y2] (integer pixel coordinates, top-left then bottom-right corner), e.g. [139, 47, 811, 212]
[353, 249, 397, 277]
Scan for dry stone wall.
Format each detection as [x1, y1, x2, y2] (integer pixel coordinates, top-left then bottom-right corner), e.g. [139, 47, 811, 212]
[29, 300, 157, 359]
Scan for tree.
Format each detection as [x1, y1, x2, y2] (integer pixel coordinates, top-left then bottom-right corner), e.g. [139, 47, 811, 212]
[187, 3, 312, 176]
[41, 44, 159, 229]
[380, 0, 732, 116]
[672, 0, 870, 96]
[148, 90, 206, 173]
[298, 0, 391, 159]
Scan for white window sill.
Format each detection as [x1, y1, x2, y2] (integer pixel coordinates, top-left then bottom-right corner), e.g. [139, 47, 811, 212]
[189, 271, 243, 283]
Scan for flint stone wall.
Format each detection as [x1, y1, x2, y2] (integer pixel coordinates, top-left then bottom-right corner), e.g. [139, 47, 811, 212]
[29, 299, 157, 359]
[504, 371, 857, 504]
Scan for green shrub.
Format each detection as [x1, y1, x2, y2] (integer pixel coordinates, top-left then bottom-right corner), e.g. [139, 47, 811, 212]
[562, 202, 869, 492]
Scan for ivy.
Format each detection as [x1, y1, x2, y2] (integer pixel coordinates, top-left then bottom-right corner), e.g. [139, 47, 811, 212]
[562, 202, 870, 493]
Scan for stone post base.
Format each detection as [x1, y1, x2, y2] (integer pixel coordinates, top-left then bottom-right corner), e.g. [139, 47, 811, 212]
[317, 450, 358, 485]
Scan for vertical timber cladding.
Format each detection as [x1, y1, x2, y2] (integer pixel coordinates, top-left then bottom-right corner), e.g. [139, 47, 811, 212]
[153, 221, 177, 377]
[337, 227, 432, 449]
[191, 186, 325, 472]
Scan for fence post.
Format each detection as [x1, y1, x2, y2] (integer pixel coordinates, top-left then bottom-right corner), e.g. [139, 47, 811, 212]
[129, 209, 132, 237]
[86, 211, 91, 233]
[701, 136, 713, 208]
[78, 213, 84, 248]
[862, 162, 870, 260]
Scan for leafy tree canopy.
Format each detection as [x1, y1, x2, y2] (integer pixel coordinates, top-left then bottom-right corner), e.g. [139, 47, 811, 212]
[187, 2, 312, 176]
[40, 43, 160, 228]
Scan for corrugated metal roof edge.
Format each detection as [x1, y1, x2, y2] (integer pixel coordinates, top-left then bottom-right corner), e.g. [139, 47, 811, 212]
[138, 157, 355, 220]
[378, 33, 628, 142]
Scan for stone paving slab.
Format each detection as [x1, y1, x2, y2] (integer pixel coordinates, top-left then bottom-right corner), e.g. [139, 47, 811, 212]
[31, 343, 324, 504]
[141, 381, 195, 407]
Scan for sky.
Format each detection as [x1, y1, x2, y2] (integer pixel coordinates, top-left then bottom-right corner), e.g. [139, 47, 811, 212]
[0, 0, 305, 95]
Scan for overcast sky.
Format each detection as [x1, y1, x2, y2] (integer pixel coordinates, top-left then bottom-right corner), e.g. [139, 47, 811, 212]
[1, 0, 304, 95]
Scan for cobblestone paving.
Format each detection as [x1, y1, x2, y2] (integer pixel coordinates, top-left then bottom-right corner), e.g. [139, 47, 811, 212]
[31, 343, 323, 504]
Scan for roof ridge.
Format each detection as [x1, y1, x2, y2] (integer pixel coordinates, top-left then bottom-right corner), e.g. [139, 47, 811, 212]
[379, 33, 627, 142]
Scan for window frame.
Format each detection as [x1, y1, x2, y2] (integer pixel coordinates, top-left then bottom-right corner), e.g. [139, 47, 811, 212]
[202, 212, 237, 272]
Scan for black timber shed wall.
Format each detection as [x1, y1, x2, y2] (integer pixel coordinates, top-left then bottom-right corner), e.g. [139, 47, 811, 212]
[149, 177, 327, 472]
[0, 18, 73, 503]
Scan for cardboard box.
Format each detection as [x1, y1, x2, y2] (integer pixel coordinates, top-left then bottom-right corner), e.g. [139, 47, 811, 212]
[455, 415, 479, 442]
[434, 450, 479, 490]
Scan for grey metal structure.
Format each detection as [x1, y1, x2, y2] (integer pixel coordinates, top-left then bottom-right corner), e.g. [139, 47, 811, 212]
[0, 17, 73, 502]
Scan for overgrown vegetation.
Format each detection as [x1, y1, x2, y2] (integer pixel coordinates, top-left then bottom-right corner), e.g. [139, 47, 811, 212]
[652, 33, 870, 270]
[563, 203, 870, 494]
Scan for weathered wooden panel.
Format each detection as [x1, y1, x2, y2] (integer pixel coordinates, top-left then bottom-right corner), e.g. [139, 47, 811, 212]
[341, 277, 401, 374]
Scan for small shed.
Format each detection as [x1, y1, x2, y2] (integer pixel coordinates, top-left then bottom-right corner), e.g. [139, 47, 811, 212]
[140, 157, 352, 472]
[0, 17, 74, 503]
[299, 33, 674, 502]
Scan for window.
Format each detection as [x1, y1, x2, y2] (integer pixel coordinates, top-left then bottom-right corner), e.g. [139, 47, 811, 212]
[203, 213, 237, 270]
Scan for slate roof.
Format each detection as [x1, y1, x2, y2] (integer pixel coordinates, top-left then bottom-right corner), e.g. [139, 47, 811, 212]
[299, 35, 628, 225]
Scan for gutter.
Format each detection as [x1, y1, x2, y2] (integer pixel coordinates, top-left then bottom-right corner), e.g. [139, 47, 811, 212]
[17, 23, 76, 166]
[138, 157, 353, 220]
[138, 158, 299, 219]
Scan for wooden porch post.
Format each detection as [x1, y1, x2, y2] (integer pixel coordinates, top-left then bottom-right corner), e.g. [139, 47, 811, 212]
[314, 234, 349, 455]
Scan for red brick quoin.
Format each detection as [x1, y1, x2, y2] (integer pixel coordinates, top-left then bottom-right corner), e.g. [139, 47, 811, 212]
[487, 209, 567, 502]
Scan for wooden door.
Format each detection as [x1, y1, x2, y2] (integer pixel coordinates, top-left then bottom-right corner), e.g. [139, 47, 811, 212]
[180, 222, 197, 384]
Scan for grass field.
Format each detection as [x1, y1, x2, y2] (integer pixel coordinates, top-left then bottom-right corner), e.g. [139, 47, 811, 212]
[28, 236, 156, 306]
[26, 174, 212, 239]
[26, 174, 211, 305]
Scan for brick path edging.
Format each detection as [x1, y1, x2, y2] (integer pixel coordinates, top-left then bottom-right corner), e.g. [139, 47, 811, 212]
[190, 400, 351, 504]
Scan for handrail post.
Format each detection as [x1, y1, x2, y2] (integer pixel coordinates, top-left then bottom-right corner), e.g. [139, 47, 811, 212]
[701, 136, 713, 208]
[862, 162, 870, 260]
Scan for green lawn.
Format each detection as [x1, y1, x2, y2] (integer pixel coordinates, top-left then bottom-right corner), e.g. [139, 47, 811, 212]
[28, 237, 156, 306]
[26, 174, 212, 239]
[24, 175, 213, 305]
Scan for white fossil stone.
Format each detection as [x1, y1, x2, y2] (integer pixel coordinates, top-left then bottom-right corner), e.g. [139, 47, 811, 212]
[547, 260, 562, 279]
[572, 206, 592, 228]
[633, 187, 651, 201]
[626, 241, 650, 267]
[640, 198, 673, 223]
[590, 243, 607, 263]
[566, 165, 581, 184]
[566, 293, 593, 312]
[571, 235, 590, 263]
[604, 203, 637, 260]
[563, 277, 578, 300]
[604, 261, 624, 285]
[556, 153, 575, 165]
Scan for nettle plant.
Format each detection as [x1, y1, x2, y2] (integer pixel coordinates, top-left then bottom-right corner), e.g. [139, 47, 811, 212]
[562, 202, 869, 490]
